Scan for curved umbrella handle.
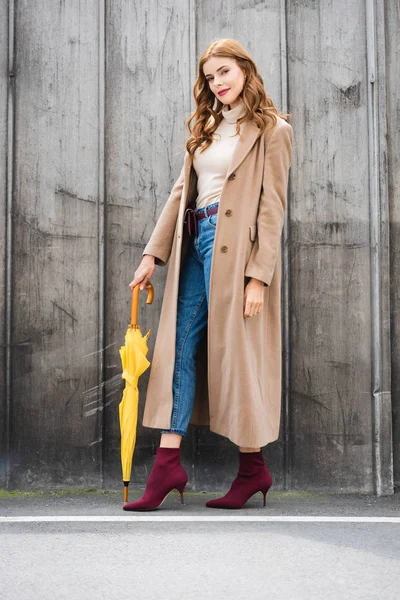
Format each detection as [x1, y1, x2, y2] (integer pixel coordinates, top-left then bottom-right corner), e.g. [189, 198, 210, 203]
[131, 282, 154, 327]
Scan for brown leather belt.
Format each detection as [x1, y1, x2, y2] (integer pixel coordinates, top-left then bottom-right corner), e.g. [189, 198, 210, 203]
[195, 204, 219, 220]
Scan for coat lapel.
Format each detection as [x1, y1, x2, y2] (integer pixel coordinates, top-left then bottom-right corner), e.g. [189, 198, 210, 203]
[225, 119, 261, 179]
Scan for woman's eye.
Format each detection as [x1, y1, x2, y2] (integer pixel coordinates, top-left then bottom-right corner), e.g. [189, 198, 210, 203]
[207, 70, 228, 82]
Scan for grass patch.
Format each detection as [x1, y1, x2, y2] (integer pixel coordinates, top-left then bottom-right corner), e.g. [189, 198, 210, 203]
[0, 489, 117, 498]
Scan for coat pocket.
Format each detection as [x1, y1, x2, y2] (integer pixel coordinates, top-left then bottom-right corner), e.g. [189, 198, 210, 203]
[249, 225, 257, 242]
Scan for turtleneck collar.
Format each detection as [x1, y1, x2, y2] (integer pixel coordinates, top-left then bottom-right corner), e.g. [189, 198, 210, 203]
[221, 99, 246, 124]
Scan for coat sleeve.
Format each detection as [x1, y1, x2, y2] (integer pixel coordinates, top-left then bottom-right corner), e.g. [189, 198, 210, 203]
[244, 121, 293, 286]
[142, 158, 186, 267]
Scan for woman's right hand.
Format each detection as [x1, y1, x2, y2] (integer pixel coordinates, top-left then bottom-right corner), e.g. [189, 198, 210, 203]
[129, 254, 156, 291]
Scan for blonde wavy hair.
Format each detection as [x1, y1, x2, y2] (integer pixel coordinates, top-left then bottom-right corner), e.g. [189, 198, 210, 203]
[185, 38, 291, 156]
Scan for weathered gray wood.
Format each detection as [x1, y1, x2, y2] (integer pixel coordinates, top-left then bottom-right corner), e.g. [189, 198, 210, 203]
[0, 0, 10, 488]
[103, 0, 194, 489]
[366, 0, 393, 495]
[287, 0, 372, 491]
[287, 0, 392, 492]
[9, 0, 102, 488]
[386, 0, 400, 490]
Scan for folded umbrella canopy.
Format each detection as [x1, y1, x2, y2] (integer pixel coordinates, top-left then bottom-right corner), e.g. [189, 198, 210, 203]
[119, 282, 154, 504]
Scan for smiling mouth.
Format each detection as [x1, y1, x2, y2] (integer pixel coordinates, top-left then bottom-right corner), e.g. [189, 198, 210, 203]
[218, 89, 230, 96]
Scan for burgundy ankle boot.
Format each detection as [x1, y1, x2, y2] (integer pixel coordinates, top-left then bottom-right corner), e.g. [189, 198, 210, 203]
[206, 451, 272, 509]
[123, 447, 188, 511]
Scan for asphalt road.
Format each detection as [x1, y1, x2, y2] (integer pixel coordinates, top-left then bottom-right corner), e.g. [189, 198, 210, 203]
[1, 491, 400, 600]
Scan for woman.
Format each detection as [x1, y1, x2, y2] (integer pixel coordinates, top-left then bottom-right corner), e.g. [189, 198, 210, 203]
[124, 38, 293, 511]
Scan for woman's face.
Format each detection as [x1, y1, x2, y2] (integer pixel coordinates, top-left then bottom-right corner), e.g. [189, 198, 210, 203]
[203, 57, 246, 109]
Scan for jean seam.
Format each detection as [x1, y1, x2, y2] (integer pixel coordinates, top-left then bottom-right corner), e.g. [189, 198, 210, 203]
[160, 428, 187, 436]
[170, 290, 207, 431]
[193, 233, 202, 262]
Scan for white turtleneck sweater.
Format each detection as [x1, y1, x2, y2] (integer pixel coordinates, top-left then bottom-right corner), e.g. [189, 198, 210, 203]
[193, 100, 246, 210]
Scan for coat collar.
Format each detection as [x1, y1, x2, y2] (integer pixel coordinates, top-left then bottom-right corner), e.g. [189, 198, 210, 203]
[184, 118, 261, 180]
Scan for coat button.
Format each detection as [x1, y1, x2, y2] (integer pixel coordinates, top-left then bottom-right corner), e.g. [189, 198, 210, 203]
[228, 173, 236, 180]
[220, 245, 228, 253]
[225, 209, 232, 216]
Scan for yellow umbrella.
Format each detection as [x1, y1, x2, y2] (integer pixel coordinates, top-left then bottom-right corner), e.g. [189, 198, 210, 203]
[119, 282, 154, 504]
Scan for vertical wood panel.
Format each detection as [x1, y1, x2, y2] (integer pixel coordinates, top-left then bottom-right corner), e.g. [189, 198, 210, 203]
[287, 0, 380, 491]
[103, 0, 193, 488]
[10, 0, 102, 488]
[0, 0, 10, 487]
[386, 0, 400, 489]
[365, 0, 392, 495]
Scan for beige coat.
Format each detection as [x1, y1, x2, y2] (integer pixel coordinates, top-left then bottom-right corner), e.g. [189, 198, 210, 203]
[141, 115, 293, 447]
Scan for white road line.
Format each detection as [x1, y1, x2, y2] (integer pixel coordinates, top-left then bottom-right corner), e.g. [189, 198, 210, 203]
[1, 516, 400, 523]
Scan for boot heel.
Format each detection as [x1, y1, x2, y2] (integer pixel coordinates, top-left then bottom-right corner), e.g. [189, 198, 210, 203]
[176, 481, 187, 504]
[261, 486, 271, 506]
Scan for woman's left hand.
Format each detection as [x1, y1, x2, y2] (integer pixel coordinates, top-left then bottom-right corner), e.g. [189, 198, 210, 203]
[244, 278, 265, 318]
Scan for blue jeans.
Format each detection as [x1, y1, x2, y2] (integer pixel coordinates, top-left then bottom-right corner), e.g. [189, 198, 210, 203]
[160, 200, 219, 436]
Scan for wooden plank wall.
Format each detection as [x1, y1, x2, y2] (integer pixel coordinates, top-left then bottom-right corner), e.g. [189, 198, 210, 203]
[386, 0, 400, 489]
[286, 0, 392, 493]
[0, 0, 8, 486]
[0, 0, 396, 493]
[2, 1, 103, 488]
